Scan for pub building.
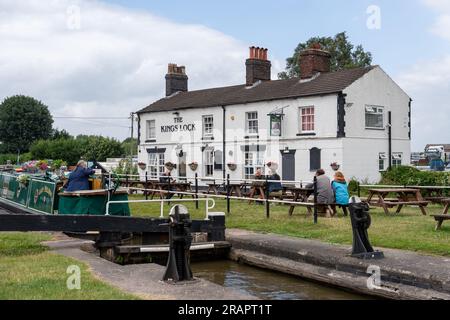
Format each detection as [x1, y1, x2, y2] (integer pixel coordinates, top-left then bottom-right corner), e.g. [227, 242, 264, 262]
[136, 45, 411, 183]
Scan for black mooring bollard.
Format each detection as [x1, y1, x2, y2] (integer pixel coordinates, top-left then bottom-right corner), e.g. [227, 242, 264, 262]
[163, 205, 193, 282]
[349, 197, 384, 259]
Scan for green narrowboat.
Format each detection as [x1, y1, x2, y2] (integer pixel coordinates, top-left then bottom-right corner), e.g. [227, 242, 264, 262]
[0, 171, 130, 216]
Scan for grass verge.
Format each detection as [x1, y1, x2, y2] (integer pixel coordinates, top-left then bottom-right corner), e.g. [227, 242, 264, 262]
[0, 232, 138, 300]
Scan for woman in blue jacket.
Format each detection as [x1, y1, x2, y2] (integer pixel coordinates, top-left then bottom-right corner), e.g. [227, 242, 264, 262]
[65, 160, 95, 192]
[331, 171, 350, 216]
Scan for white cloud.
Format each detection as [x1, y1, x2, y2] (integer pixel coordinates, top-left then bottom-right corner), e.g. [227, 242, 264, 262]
[0, 0, 281, 140]
[395, 0, 450, 151]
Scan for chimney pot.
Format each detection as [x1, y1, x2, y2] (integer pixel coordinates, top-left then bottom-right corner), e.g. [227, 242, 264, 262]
[298, 45, 331, 79]
[165, 63, 188, 96]
[246, 46, 271, 86]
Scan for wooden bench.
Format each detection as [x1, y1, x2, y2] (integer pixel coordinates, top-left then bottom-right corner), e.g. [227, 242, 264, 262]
[432, 214, 450, 230]
[288, 202, 314, 216]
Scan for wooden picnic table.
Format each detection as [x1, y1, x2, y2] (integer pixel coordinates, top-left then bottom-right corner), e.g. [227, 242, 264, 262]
[202, 180, 221, 195]
[285, 187, 314, 216]
[154, 181, 193, 199]
[226, 182, 246, 198]
[248, 180, 266, 204]
[366, 188, 429, 215]
[416, 186, 448, 204]
[431, 198, 450, 230]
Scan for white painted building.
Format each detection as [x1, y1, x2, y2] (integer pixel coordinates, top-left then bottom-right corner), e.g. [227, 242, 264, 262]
[136, 46, 411, 183]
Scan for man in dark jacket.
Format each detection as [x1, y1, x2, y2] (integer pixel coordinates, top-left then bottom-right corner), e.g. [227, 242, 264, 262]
[65, 160, 95, 192]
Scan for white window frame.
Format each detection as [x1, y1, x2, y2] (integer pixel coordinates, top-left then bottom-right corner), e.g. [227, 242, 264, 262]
[392, 153, 402, 168]
[204, 148, 214, 177]
[365, 105, 384, 129]
[244, 151, 265, 179]
[246, 112, 259, 135]
[379, 153, 387, 172]
[146, 120, 156, 140]
[148, 152, 165, 178]
[202, 115, 214, 138]
[299, 106, 315, 133]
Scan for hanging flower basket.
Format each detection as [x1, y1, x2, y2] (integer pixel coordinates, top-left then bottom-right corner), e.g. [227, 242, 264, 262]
[138, 162, 147, 170]
[266, 161, 279, 172]
[330, 162, 340, 171]
[227, 163, 237, 171]
[189, 162, 198, 171]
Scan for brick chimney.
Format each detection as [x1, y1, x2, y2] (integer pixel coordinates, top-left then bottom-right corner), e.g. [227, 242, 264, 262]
[165, 63, 188, 96]
[246, 46, 271, 86]
[299, 43, 331, 79]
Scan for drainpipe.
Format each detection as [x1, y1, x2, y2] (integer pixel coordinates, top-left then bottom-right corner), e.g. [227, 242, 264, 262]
[221, 106, 226, 181]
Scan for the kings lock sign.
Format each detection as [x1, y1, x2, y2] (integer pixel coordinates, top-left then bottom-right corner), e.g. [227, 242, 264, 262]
[161, 116, 196, 133]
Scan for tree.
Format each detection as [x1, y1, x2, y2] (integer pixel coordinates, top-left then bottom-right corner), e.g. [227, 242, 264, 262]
[30, 135, 125, 165]
[122, 137, 138, 157]
[80, 136, 124, 162]
[0, 95, 54, 153]
[278, 32, 373, 79]
[52, 128, 72, 140]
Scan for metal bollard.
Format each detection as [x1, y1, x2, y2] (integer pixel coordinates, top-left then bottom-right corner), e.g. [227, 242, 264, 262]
[349, 197, 384, 259]
[162, 205, 194, 282]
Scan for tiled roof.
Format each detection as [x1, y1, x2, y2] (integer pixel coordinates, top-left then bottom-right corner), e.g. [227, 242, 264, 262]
[137, 66, 376, 113]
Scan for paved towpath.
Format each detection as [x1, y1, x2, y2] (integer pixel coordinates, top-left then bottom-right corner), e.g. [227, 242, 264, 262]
[44, 238, 255, 300]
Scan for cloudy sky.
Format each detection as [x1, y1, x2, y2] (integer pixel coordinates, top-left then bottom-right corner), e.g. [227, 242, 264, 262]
[0, 0, 449, 150]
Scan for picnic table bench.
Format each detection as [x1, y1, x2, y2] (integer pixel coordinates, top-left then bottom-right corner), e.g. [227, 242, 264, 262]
[431, 198, 450, 230]
[284, 186, 314, 216]
[366, 188, 429, 215]
[415, 186, 449, 204]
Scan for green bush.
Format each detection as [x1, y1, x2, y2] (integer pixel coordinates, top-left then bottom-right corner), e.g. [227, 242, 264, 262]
[381, 166, 450, 186]
[30, 136, 125, 166]
[113, 159, 138, 176]
[0, 153, 32, 165]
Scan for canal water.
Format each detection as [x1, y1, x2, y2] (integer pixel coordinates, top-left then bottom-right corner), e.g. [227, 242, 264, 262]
[192, 260, 370, 300]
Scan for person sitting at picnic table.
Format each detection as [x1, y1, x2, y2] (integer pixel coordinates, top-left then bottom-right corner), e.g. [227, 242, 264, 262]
[254, 168, 263, 180]
[64, 160, 95, 192]
[315, 169, 335, 214]
[331, 171, 350, 216]
[159, 170, 175, 200]
[266, 163, 282, 194]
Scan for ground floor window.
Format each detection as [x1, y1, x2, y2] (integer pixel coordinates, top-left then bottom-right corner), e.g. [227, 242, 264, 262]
[204, 149, 214, 176]
[392, 153, 402, 167]
[244, 151, 265, 179]
[148, 153, 165, 178]
[379, 153, 387, 171]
